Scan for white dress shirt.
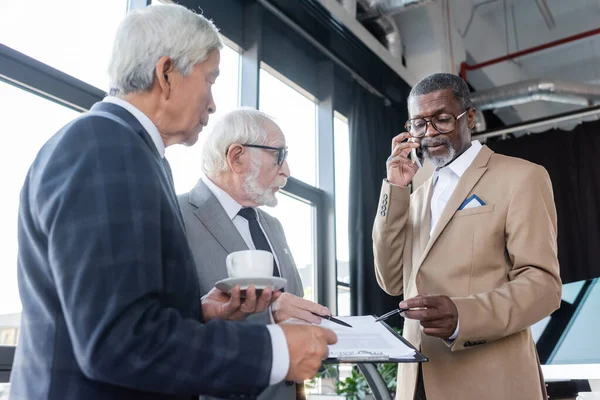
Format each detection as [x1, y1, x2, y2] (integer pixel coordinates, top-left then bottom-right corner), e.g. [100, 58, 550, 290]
[429, 140, 482, 340]
[201, 176, 282, 269]
[102, 97, 289, 386]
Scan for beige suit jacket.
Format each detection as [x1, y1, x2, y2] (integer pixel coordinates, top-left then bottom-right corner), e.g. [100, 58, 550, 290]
[373, 145, 562, 400]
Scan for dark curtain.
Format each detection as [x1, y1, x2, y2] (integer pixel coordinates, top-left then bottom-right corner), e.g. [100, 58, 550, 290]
[487, 120, 600, 283]
[348, 83, 408, 327]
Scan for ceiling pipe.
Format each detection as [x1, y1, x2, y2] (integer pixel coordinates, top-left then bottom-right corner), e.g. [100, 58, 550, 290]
[535, 0, 555, 30]
[472, 79, 600, 111]
[340, 0, 358, 19]
[356, 0, 403, 58]
[358, 0, 434, 21]
[460, 27, 600, 81]
[379, 15, 403, 58]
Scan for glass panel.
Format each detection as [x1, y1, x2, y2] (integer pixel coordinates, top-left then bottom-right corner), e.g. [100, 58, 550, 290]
[259, 68, 317, 186]
[0, 82, 79, 345]
[260, 194, 316, 301]
[530, 316, 550, 343]
[166, 44, 240, 194]
[551, 280, 600, 365]
[337, 285, 351, 317]
[334, 114, 350, 286]
[0, 0, 127, 90]
[0, 383, 10, 400]
[561, 280, 585, 304]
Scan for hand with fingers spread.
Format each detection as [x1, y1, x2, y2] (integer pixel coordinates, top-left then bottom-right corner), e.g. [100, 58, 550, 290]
[400, 294, 458, 339]
[271, 292, 331, 324]
[201, 285, 281, 322]
[387, 132, 421, 187]
[280, 323, 338, 382]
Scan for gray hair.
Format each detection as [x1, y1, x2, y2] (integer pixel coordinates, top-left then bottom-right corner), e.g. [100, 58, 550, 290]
[108, 4, 222, 96]
[201, 108, 276, 178]
[408, 73, 473, 111]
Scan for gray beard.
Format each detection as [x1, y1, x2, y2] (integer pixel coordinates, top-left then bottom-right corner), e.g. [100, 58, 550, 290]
[423, 142, 456, 168]
[241, 161, 279, 207]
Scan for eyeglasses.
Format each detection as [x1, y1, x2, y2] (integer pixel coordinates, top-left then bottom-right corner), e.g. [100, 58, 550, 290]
[242, 144, 289, 166]
[405, 109, 470, 138]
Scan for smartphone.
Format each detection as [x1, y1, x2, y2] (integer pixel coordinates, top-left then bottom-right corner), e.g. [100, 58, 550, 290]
[410, 140, 424, 169]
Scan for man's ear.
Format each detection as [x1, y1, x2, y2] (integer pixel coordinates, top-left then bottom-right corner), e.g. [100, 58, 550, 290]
[155, 56, 175, 99]
[467, 107, 477, 130]
[226, 144, 245, 173]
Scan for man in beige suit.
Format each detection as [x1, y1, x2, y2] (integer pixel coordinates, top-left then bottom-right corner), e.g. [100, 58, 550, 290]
[372, 73, 562, 400]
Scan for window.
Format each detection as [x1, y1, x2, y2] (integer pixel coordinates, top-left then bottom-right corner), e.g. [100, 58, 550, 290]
[0, 0, 127, 90]
[334, 113, 351, 316]
[166, 42, 241, 194]
[260, 194, 316, 301]
[545, 280, 600, 364]
[259, 66, 317, 187]
[0, 82, 80, 342]
[0, 383, 10, 400]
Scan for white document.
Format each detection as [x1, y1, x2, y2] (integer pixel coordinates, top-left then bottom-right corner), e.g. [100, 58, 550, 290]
[319, 315, 416, 360]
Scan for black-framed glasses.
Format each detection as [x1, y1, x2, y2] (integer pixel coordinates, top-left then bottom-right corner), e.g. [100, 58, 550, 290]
[242, 144, 289, 166]
[405, 109, 470, 138]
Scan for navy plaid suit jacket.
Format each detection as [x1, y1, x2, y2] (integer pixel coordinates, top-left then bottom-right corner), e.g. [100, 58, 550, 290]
[10, 102, 273, 399]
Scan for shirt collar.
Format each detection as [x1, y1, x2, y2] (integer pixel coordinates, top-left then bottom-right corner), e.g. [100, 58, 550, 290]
[103, 96, 165, 158]
[438, 140, 483, 179]
[201, 176, 245, 220]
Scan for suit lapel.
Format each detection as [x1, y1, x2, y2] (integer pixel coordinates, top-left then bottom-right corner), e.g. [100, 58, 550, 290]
[189, 181, 248, 254]
[416, 146, 493, 271]
[417, 177, 435, 258]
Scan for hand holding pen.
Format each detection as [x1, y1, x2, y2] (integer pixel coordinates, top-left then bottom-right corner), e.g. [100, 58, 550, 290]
[374, 307, 409, 322]
[375, 295, 458, 339]
[310, 312, 353, 328]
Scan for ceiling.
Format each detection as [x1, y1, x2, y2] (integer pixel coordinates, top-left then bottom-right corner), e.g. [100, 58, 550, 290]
[460, 0, 600, 125]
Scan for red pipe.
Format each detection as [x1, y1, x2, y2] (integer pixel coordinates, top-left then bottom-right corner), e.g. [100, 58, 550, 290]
[459, 27, 600, 80]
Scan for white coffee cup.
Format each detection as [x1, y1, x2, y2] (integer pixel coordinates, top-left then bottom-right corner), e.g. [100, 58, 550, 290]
[226, 250, 273, 278]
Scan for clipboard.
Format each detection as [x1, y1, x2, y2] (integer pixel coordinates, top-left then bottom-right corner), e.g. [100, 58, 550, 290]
[323, 317, 428, 364]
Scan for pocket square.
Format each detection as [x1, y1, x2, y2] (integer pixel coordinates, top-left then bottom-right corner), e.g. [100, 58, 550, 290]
[458, 194, 485, 210]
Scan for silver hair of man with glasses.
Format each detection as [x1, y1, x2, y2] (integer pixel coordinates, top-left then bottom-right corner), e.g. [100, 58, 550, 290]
[201, 107, 290, 207]
[375, 72, 560, 400]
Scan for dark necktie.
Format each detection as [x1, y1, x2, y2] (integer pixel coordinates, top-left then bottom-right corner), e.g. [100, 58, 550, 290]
[237, 207, 280, 277]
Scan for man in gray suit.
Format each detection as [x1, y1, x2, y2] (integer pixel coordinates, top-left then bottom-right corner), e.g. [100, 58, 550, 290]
[178, 108, 332, 400]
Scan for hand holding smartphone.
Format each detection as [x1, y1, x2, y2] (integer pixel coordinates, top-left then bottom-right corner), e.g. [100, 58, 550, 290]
[387, 133, 421, 187]
[410, 139, 424, 169]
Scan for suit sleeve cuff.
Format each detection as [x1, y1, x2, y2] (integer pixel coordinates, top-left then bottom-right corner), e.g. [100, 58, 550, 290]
[266, 324, 289, 385]
[448, 320, 460, 341]
[383, 178, 410, 189]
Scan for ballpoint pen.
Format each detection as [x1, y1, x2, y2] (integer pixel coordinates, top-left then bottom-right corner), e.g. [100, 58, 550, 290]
[310, 312, 353, 328]
[374, 308, 409, 322]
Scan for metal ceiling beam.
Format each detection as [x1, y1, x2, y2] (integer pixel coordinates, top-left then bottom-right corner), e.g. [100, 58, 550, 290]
[534, 0, 556, 30]
[0, 44, 104, 112]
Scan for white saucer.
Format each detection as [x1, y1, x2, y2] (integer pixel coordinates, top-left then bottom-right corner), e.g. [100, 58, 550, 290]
[215, 276, 287, 294]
